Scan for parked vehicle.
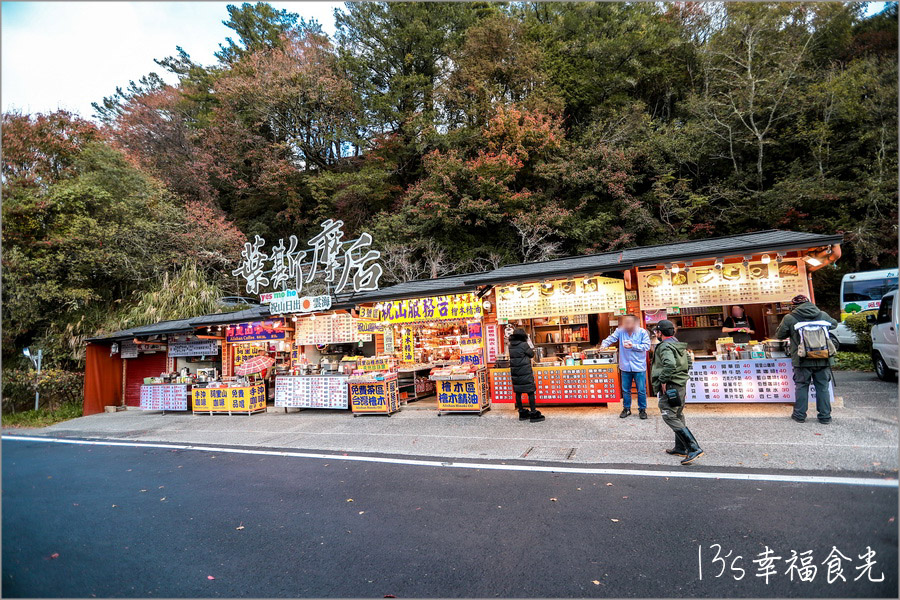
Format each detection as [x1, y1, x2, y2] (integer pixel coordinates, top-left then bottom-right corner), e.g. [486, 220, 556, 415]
[833, 268, 898, 347]
[869, 291, 898, 381]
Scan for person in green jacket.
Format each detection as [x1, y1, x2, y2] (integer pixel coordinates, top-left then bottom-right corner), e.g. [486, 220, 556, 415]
[775, 294, 838, 424]
[650, 320, 703, 465]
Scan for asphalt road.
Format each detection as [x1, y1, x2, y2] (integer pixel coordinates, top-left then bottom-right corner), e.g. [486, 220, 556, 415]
[2, 439, 897, 598]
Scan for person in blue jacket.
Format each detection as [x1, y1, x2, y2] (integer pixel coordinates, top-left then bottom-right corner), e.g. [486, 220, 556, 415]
[601, 314, 652, 419]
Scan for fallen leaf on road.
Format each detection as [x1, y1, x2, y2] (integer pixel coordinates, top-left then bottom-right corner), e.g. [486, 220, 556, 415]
[111, 505, 117, 508]
[236, 526, 244, 531]
[606, 483, 613, 486]
[158, 486, 164, 489]
[889, 517, 895, 523]
[207, 576, 215, 580]
[763, 453, 769, 457]
[73, 503, 79, 506]
[140, 489, 147, 492]
[622, 496, 628, 499]
[550, 498, 558, 502]
[160, 497, 166, 501]
[346, 498, 354, 502]
[610, 519, 619, 523]
[126, 469, 132, 472]
[576, 488, 582, 491]
[592, 580, 600, 585]
[359, 511, 365, 515]
[814, 433, 822, 436]
[50, 553, 59, 559]
[384, 595, 396, 598]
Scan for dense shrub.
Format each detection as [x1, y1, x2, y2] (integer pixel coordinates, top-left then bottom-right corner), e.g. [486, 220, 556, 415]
[844, 313, 874, 354]
[1, 368, 84, 414]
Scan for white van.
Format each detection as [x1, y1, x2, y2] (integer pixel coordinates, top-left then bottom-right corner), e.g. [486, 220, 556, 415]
[834, 269, 898, 346]
[869, 291, 898, 381]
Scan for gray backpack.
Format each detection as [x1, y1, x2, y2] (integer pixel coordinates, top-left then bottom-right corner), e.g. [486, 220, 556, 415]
[793, 321, 837, 359]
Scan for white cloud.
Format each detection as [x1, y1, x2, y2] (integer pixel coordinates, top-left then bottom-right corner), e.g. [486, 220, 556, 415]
[1, 1, 343, 119]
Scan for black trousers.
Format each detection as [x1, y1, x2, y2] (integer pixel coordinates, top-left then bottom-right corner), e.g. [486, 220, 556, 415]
[515, 391, 536, 411]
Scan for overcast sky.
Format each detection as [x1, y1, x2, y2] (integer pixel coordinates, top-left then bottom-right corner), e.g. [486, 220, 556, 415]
[1, 1, 342, 119]
[1, 1, 889, 121]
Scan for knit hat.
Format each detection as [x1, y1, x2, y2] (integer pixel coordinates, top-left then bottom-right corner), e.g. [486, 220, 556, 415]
[654, 319, 676, 336]
[791, 294, 810, 305]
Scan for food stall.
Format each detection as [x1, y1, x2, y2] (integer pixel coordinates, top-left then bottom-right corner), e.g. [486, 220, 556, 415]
[356, 293, 486, 404]
[272, 311, 361, 410]
[635, 254, 835, 403]
[488, 275, 628, 405]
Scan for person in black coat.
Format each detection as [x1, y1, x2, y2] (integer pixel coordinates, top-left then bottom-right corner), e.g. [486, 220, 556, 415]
[508, 328, 545, 422]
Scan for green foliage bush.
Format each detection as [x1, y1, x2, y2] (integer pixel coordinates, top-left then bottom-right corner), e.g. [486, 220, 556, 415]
[833, 351, 875, 372]
[843, 313, 874, 354]
[2, 368, 84, 414]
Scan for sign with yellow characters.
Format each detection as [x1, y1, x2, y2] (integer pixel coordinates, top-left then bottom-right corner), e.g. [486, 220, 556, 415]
[349, 377, 400, 414]
[496, 276, 626, 320]
[233, 343, 264, 367]
[193, 384, 266, 414]
[437, 370, 490, 413]
[359, 294, 483, 325]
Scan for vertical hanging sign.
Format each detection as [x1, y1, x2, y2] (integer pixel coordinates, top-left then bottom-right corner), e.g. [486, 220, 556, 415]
[400, 328, 415, 363]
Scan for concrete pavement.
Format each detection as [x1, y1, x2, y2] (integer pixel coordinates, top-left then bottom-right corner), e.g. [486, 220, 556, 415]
[5, 371, 897, 474]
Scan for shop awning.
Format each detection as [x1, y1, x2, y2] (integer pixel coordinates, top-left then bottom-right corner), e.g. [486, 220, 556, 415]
[85, 317, 196, 343]
[463, 229, 843, 286]
[620, 229, 843, 268]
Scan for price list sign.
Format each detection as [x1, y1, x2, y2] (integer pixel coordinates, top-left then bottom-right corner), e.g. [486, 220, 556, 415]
[489, 365, 621, 404]
[638, 260, 809, 310]
[687, 358, 832, 403]
[295, 313, 359, 345]
[274, 376, 349, 409]
[139, 384, 189, 411]
[496, 276, 626, 320]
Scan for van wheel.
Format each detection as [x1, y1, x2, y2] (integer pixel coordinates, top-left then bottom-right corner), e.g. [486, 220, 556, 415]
[873, 352, 897, 381]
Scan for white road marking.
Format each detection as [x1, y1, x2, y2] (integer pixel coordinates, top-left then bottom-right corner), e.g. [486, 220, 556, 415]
[4, 435, 897, 488]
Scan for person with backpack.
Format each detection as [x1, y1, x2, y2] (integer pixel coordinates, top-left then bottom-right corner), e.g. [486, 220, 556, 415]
[651, 320, 703, 465]
[775, 294, 839, 424]
[508, 328, 545, 422]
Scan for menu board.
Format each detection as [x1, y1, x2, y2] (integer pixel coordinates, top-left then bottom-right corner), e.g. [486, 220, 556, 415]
[496, 276, 626, 320]
[168, 340, 218, 357]
[274, 375, 348, 409]
[489, 365, 620, 404]
[687, 358, 832, 403]
[638, 260, 809, 310]
[139, 384, 189, 411]
[294, 313, 358, 345]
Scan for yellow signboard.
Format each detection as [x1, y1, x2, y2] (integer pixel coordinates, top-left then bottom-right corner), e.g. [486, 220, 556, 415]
[400, 328, 415, 363]
[233, 343, 264, 367]
[193, 384, 266, 414]
[360, 294, 483, 324]
[349, 378, 400, 414]
[436, 372, 489, 413]
[357, 356, 396, 372]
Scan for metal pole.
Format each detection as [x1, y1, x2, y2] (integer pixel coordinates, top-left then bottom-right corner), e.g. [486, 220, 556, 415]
[34, 349, 42, 411]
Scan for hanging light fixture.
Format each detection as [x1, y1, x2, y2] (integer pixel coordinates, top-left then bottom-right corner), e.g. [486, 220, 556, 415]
[714, 258, 724, 270]
[761, 254, 771, 264]
[671, 264, 680, 274]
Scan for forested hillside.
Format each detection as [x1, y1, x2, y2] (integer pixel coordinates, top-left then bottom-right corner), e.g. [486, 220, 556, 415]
[2, 2, 897, 393]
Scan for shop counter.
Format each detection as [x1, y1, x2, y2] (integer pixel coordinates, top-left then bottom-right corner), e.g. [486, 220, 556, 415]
[433, 369, 490, 415]
[489, 364, 621, 404]
[687, 358, 833, 403]
[192, 384, 266, 415]
[397, 364, 436, 402]
[348, 375, 400, 416]
[274, 375, 349, 410]
[139, 384, 190, 411]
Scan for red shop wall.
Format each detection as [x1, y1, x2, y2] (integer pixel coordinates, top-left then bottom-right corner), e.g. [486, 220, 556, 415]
[124, 353, 168, 407]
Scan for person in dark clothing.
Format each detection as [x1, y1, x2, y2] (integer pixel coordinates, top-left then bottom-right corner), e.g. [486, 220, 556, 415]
[722, 305, 756, 344]
[651, 320, 703, 465]
[508, 328, 544, 422]
[775, 294, 838, 424]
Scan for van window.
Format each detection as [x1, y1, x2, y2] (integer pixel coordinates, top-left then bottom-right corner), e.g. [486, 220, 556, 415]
[876, 295, 894, 324]
[844, 277, 899, 302]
